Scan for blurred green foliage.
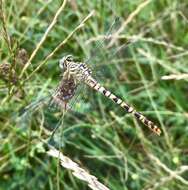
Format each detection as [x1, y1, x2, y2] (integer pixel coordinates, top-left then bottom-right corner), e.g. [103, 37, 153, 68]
[0, 0, 188, 190]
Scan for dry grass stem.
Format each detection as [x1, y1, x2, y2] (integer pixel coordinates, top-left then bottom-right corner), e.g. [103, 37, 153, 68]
[137, 48, 180, 74]
[86, 34, 184, 52]
[161, 73, 188, 80]
[26, 10, 95, 81]
[148, 153, 188, 187]
[108, 0, 152, 46]
[20, 0, 67, 77]
[47, 147, 110, 190]
[18, 0, 53, 42]
[0, 0, 12, 53]
[147, 166, 188, 190]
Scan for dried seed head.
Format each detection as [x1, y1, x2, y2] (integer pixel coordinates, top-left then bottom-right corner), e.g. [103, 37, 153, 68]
[0, 62, 17, 84]
[17, 48, 28, 65]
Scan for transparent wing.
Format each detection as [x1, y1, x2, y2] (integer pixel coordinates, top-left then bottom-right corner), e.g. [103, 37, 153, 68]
[16, 17, 129, 148]
[52, 17, 125, 138]
[52, 75, 78, 109]
[17, 75, 81, 137]
[82, 16, 134, 81]
[85, 17, 121, 64]
[48, 76, 86, 145]
[18, 95, 50, 118]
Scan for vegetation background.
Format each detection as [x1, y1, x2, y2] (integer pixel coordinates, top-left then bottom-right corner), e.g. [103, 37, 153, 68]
[0, 0, 188, 189]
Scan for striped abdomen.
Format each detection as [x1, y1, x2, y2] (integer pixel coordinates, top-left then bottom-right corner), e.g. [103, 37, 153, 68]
[86, 78, 161, 136]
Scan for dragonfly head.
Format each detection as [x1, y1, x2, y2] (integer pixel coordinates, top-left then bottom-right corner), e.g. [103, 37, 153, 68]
[59, 55, 73, 70]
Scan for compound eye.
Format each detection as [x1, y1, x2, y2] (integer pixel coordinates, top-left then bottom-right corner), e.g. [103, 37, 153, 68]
[66, 55, 73, 62]
[59, 57, 66, 70]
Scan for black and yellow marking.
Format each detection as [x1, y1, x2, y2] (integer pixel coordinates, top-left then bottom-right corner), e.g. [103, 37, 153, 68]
[112, 96, 118, 103]
[121, 102, 130, 112]
[63, 57, 161, 136]
[87, 79, 161, 136]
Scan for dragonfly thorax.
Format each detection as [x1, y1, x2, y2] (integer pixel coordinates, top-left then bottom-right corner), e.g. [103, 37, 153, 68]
[59, 55, 93, 84]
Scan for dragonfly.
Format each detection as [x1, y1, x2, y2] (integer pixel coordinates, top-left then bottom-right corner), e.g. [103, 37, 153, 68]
[52, 54, 162, 136]
[20, 17, 161, 138]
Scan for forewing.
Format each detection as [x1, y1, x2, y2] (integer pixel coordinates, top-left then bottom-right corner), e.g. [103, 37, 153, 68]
[52, 75, 78, 110]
